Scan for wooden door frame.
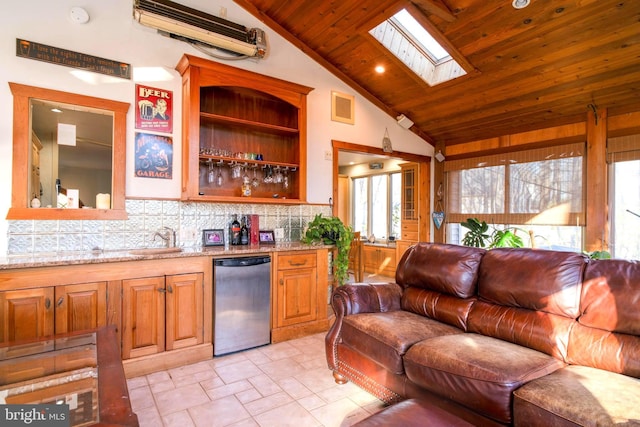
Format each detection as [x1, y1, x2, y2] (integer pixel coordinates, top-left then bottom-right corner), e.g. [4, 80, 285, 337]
[331, 140, 432, 240]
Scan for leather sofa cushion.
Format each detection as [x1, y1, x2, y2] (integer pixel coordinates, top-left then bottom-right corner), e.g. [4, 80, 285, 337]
[395, 243, 485, 298]
[353, 398, 475, 427]
[404, 333, 565, 424]
[581, 259, 640, 335]
[341, 311, 463, 375]
[477, 248, 586, 318]
[468, 300, 574, 360]
[513, 365, 640, 426]
[402, 287, 475, 331]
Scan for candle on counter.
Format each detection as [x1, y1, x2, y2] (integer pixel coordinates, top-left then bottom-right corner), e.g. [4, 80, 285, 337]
[96, 193, 111, 209]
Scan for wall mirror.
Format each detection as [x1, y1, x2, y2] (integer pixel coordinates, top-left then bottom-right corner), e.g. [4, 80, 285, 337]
[7, 83, 129, 220]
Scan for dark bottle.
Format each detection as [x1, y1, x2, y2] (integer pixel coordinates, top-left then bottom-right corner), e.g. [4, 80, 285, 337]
[240, 216, 249, 245]
[230, 215, 241, 245]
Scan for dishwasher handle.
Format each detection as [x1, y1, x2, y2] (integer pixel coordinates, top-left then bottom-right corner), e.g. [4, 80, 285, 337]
[214, 256, 271, 267]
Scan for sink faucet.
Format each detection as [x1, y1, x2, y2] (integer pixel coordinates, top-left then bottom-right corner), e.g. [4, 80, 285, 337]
[153, 227, 176, 248]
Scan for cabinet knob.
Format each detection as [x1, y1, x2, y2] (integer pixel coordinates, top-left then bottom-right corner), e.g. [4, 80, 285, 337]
[57, 297, 64, 307]
[45, 298, 51, 310]
[279, 278, 284, 286]
[157, 287, 167, 293]
[167, 285, 173, 293]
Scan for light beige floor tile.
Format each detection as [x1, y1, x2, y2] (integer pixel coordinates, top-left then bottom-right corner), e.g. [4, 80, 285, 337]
[310, 397, 371, 427]
[163, 410, 196, 427]
[200, 375, 226, 390]
[259, 341, 302, 361]
[236, 387, 263, 404]
[296, 366, 343, 393]
[210, 351, 249, 369]
[172, 369, 218, 388]
[243, 391, 294, 416]
[154, 383, 210, 416]
[317, 381, 363, 403]
[297, 394, 328, 411]
[146, 370, 171, 384]
[189, 394, 251, 427]
[149, 379, 175, 394]
[277, 377, 314, 400]
[228, 418, 260, 427]
[135, 405, 163, 427]
[126, 376, 148, 390]
[258, 358, 306, 381]
[206, 379, 254, 400]
[129, 385, 155, 412]
[216, 359, 263, 384]
[169, 360, 215, 378]
[245, 348, 273, 365]
[248, 373, 283, 396]
[254, 401, 321, 427]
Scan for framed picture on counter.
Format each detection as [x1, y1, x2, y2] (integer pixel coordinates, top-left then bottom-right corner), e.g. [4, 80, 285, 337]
[259, 230, 275, 245]
[203, 229, 224, 246]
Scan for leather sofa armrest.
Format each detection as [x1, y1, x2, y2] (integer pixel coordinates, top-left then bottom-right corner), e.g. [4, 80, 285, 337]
[326, 282, 403, 369]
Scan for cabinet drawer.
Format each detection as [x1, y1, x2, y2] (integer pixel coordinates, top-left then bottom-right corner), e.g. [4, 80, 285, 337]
[277, 252, 317, 270]
[402, 221, 418, 232]
[401, 231, 419, 241]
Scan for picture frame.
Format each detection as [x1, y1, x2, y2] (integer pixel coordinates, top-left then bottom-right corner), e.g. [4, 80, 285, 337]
[331, 91, 355, 124]
[259, 230, 276, 245]
[203, 229, 224, 246]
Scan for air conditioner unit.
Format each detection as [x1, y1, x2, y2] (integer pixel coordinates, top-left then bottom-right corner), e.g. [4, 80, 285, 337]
[133, 0, 267, 58]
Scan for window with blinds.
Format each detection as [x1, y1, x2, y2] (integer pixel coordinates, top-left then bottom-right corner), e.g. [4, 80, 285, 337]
[608, 134, 640, 260]
[445, 143, 585, 250]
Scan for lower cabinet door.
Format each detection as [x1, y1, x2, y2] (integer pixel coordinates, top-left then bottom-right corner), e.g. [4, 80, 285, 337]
[0, 288, 54, 343]
[276, 267, 317, 327]
[55, 282, 107, 334]
[165, 273, 203, 351]
[122, 276, 165, 359]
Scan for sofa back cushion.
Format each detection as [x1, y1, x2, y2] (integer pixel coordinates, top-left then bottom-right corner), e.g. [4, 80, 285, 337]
[395, 243, 485, 298]
[475, 248, 587, 318]
[567, 259, 640, 377]
[468, 248, 587, 360]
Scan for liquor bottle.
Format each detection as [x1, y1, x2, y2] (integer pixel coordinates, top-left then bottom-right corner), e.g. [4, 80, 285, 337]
[240, 216, 249, 245]
[230, 215, 241, 245]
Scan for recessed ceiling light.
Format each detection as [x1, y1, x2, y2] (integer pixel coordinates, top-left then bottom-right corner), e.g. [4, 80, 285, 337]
[512, 0, 530, 9]
[375, 65, 385, 74]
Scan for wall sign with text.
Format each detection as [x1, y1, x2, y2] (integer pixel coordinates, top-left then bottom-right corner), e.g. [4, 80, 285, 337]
[135, 84, 173, 134]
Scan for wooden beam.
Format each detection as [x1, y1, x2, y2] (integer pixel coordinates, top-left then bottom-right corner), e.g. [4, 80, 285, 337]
[585, 107, 609, 253]
[411, 0, 456, 22]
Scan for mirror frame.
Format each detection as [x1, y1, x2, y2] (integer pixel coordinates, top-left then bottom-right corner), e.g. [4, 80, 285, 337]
[7, 83, 129, 220]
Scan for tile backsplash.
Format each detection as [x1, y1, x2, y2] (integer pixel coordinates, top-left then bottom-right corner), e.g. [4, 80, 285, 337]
[7, 200, 332, 255]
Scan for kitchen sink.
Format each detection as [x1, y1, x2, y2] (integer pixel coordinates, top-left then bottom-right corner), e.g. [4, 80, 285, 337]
[128, 247, 183, 256]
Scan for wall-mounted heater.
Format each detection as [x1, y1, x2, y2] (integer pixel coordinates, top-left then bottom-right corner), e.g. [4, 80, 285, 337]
[133, 0, 267, 58]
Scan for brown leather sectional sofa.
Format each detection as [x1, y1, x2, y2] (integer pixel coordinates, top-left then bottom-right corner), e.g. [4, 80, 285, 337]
[325, 243, 640, 426]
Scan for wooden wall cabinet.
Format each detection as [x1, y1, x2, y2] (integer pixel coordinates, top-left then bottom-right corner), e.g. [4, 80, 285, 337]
[121, 273, 203, 360]
[0, 282, 107, 343]
[176, 54, 313, 204]
[362, 245, 396, 277]
[271, 249, 329, 342]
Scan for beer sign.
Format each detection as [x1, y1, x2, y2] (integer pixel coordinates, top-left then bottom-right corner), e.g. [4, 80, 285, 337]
[135, 84, 173, 133]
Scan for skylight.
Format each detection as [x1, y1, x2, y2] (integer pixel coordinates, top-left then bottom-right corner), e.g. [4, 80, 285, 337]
[393, 9, 449, 62]
[370, 9, 466, 86]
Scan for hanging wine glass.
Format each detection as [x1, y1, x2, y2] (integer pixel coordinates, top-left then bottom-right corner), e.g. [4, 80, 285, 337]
[207, 160, 215, 184]
[282, 167, 289, 189]
[252, 167, 260, 188]
[216, 162, 223, 187]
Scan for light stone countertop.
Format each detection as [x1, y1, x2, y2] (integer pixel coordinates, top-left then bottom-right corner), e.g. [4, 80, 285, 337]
[0, 242, 333, 270]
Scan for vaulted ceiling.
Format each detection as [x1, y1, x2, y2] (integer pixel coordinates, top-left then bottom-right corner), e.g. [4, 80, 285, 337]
[235, 0, 640, 147]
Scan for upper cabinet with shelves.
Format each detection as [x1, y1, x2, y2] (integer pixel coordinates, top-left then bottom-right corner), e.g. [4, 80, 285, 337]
[176, 55, 313, 204]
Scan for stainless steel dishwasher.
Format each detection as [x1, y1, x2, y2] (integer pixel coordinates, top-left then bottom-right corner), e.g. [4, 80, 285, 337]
[213, 256, 271, 356]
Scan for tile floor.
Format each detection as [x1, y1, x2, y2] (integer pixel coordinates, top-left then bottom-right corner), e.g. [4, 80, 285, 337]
[127, 333, 385, 427]
[127, 273, 395, 427]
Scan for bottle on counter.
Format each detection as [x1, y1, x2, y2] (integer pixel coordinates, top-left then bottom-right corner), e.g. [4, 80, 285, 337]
[230, 214, 241, 245]
[240, 216, 249, 245]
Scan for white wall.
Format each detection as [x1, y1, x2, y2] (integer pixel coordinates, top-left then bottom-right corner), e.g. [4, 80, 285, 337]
[0, 0, 433, 255]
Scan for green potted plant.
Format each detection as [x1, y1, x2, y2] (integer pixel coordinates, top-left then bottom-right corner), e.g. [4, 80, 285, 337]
[460, 218, 525, 249]
[302, 214, 354, 286]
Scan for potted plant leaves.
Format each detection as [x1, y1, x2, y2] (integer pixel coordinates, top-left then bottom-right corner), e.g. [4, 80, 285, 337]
[302, 214, 354, 286]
